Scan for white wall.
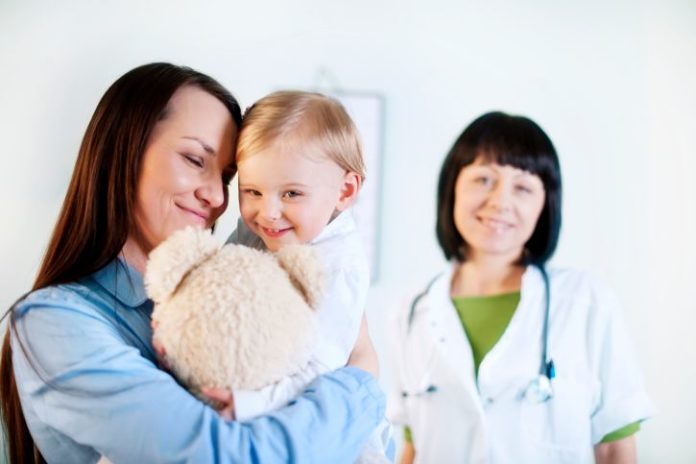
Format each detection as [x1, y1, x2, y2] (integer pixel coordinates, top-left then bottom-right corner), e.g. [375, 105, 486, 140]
[1, 0, 694, 461]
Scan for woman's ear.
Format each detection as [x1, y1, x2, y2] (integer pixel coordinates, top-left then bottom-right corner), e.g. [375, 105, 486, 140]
[335, 171, 362, 212]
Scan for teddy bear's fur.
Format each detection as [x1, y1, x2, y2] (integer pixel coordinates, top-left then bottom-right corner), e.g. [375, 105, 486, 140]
[145, 226, 324, 395]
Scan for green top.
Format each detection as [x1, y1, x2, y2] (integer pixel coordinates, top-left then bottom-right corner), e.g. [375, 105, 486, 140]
[403, 292, 638, 444]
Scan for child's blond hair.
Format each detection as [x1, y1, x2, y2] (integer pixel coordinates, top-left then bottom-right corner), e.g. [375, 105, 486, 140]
[237, 91, 366, 181]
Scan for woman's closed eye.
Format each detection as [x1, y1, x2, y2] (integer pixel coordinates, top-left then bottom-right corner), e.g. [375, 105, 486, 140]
[182, 153, 204, 168]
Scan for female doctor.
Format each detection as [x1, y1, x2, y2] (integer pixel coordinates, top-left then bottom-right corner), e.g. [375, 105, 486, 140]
[387, 112, 654, 464]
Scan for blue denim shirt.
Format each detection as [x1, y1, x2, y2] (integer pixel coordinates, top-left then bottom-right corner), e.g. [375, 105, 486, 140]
[11, 258, 384, 463]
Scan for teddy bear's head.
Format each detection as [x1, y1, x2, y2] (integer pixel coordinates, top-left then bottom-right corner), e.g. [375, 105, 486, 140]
[145, 227, 324, 394]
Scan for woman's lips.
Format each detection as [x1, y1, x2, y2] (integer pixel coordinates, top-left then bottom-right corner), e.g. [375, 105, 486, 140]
[178, 204, 210, 226]
[478, 216, 513, 233]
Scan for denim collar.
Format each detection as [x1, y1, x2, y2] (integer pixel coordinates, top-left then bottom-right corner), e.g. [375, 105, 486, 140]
[92, 257, 148, 308]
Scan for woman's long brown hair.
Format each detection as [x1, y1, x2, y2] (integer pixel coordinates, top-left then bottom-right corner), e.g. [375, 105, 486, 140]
[0, 63, 242, 463]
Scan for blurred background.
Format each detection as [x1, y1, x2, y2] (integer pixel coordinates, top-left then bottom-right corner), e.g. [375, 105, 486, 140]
[1, 0, 695, 461]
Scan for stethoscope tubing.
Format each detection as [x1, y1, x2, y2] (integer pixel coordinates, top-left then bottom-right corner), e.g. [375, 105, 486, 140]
[404, 264, 555, 401]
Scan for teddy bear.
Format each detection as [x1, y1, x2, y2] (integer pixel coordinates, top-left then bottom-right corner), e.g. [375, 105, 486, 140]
[144, 226, 325, 396]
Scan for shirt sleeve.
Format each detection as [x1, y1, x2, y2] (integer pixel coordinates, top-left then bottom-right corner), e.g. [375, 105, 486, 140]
[600, 421, 640, 443]
[12, 297, 385, 463]
[233, 360, 325, 421]
[311, 257, 370, 369]
[589, 280, 655, 444]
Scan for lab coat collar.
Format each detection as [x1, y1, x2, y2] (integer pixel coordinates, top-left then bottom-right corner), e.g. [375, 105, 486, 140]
[425, 263, 546, 396]
[92, 258, 148, 308]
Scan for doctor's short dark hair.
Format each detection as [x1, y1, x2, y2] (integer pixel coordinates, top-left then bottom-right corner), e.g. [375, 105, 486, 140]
[436, 111, 562, 266]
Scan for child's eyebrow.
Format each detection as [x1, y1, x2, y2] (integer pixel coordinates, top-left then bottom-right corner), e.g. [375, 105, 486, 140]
[282, 182, 311, 189]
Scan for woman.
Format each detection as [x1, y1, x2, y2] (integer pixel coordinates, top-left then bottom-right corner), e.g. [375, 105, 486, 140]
[0, 63, 384, 463]
[387, 112, 653, 463]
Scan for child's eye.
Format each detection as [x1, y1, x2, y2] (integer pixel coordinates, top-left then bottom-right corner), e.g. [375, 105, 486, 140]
[515, 184, 533, 194]
[182, 153, 204, 168]
[283, 190, 302, 199]
[242, 189, 261, 197]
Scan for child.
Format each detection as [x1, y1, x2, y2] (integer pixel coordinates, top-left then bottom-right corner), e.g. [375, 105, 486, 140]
[227, 91, 391, 461]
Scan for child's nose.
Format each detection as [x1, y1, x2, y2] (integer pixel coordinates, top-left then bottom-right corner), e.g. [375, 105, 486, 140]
[261, 198, 281, 220]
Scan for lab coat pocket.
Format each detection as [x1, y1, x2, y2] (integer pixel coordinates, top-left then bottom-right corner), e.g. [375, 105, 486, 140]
[520, 376, 593, 462]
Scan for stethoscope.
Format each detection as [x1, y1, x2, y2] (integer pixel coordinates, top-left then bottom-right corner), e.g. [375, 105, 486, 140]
[402, 265, 555, 404]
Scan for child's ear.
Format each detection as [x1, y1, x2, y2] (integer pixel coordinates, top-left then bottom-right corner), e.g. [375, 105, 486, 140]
[335, 171, 361, 212]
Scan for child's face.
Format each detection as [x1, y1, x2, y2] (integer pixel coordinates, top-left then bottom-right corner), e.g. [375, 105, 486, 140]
[237, 142, 358, 251]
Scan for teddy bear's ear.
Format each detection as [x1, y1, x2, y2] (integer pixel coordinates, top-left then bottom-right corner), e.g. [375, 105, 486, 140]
[145, 227, 220, 303]
[275, 245, 325, 308]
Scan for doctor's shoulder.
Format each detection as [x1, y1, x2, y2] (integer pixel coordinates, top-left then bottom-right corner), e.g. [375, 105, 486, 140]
[386, 270, 449, 342]
[544, 266, 625, 316]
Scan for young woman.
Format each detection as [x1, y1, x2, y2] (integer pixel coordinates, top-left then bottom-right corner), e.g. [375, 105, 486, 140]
[388, 111, 653, 463]
[0, 62, 383, 464]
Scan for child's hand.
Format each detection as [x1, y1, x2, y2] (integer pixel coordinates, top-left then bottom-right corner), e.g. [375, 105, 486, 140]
[347, 314, 380, 378]
[201, 387, 236, 421]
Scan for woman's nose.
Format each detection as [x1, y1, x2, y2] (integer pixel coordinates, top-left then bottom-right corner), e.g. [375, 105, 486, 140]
[196, 176, 226, 209]
[487, 182, 512, 210]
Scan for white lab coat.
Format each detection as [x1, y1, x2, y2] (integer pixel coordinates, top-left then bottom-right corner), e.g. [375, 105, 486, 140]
[387, 264, 654, 464]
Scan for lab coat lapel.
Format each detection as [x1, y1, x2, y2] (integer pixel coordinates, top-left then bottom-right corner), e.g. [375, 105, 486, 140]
[427, 265, 479, 393]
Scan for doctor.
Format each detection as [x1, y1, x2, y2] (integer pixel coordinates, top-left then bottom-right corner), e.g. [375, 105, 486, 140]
[387, 112, 654, 464]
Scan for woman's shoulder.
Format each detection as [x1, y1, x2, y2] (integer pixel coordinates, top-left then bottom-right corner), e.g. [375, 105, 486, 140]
[544, 266, 622, 315]
[14, 272, 119, 324]
[390, 265, 452, 322]
[18, 281, 94, 310]
[546, 266, 613, 292]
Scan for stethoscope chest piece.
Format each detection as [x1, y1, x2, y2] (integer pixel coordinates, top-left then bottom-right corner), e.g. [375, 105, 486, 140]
[524, 374, 553, 403]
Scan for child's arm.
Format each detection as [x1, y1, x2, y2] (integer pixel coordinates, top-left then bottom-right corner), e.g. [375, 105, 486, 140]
[230, 360, 326, 421]
[347, 314, 379, 379]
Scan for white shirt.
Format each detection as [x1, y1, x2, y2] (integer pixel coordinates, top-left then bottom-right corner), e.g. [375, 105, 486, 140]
[227, 211, 370, 420]
[387, 264, 654, 464]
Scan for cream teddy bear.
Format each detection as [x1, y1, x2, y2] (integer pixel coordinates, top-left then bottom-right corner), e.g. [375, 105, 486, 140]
[144, 226, 325, 395]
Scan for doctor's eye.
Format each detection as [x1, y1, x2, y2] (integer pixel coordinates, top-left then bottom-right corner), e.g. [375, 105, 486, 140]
[515, 183, 535, 194]
[473, 176, 492, 186]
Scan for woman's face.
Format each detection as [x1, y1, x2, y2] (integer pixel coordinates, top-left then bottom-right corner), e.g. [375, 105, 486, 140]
[453, 158, 545, 263]
[133, 85, 237, 253]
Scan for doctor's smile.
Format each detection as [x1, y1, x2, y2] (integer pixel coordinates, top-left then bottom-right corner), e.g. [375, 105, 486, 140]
[477, 216, 515, 234]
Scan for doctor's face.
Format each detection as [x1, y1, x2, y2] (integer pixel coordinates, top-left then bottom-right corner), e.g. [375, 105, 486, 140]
[453, 159, 545, 262]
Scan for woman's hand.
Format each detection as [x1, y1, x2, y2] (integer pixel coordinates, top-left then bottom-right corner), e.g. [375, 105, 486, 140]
[201, 387, 236, 421]
[347, 315, 379, 378]
[152, 320, 235, 420]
